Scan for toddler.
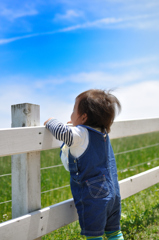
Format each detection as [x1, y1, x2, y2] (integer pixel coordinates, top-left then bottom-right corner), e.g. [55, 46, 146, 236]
[44, 89, 124, 240]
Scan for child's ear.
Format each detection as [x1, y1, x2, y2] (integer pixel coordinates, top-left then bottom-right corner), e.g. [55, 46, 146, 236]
[82, 113, 87, 124]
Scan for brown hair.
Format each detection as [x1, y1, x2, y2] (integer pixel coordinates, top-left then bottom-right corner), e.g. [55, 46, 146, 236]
[76, 89, 121, 133]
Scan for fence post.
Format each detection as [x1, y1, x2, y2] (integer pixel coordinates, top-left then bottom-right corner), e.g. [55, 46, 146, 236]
[11, 103, 41, 240]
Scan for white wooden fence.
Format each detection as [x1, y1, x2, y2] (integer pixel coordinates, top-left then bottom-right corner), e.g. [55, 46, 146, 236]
[0, 103, 159, 240]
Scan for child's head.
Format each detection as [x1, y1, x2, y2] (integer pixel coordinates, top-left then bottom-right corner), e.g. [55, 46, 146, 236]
[72, 89, 121, 133]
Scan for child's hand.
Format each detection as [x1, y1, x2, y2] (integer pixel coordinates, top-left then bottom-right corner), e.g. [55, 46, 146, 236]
[44, 118, 53, 126]
[67, 121, 72, 124]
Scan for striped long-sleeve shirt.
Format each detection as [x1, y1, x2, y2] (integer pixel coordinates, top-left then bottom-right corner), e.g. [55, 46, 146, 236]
[45, 118, 89, 171]
[46, 119, 73, 147]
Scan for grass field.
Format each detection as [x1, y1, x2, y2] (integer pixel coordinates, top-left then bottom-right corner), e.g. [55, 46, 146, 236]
[0, 131, 159, 239]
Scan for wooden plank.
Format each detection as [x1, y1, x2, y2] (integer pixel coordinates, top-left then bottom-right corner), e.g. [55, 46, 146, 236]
[120, 166, 159, 200]
[0, 199, 78, 240]
[0, 126, 61, 157]
[0, 118, 158, 157]
[109, 118, 159, 139]
[0, 167, 158, 240]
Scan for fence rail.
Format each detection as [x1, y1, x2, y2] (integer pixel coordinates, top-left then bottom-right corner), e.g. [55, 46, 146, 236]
[0, 103, 159, 240]
[0, 118, 159, 158]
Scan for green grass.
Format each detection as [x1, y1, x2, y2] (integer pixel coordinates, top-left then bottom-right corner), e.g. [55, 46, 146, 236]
[0, 131, 159, 239]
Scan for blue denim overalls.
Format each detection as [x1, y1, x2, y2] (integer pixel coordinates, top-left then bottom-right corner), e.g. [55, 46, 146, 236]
[69, 126, 121, 237]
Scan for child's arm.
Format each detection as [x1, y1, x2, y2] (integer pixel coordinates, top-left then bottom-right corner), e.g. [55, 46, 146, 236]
[44, 118, 73, 147]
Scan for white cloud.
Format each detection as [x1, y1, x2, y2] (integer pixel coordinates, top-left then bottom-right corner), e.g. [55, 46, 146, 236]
[115, 81, 159, 121]
[33, 71, 141, 90]
[59, 17, 124, 32]
[0, 54, 159, 128]
[0, 0, 158, 37]
[0, 34, 38, 45]
[0, 6, 38, 21]
[104, 56, 158, 69]
[40, 98, 73, 126]
[1, 11, 158, 45]
[68, 71, 142, 85]
[29, 60, 159, 95]
[54, 9, 83, 22]
[0, 31, 57, 45]
[0, 84, 33, 128]
[0, 79, 159, 129]
[57, 66, 159, 87]
[114, 14, 159, 30]
[0, 16, 123, 44]
[0, 82, 74, 128]
[54, 0, 159, 25]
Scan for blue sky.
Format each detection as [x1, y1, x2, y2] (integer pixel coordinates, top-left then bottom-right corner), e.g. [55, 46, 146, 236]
[0, 0, 159, 128]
